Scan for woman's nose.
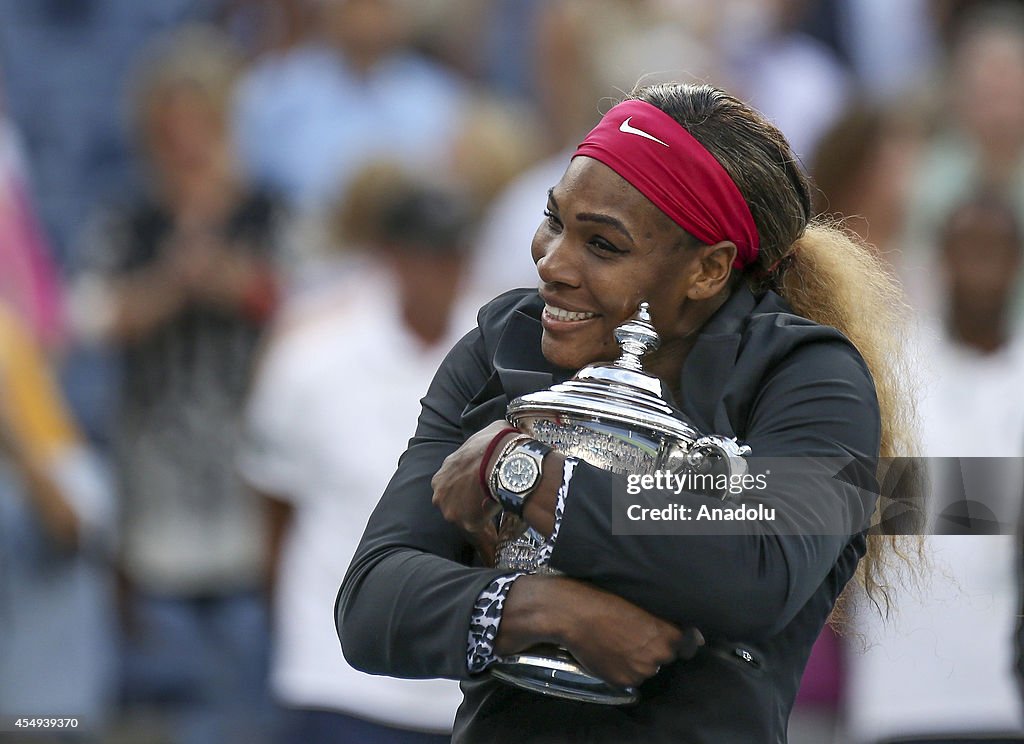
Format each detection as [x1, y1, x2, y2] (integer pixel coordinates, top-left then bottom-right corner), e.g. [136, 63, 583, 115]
[535, 235, 581, 288]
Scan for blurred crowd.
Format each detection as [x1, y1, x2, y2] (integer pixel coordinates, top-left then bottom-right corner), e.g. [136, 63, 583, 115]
[2, 0, 1024, 742]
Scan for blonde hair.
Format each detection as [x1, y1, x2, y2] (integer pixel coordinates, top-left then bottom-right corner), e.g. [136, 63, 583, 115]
[780, 222, 924, 620]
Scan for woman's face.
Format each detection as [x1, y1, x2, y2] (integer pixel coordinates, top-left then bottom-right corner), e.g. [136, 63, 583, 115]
[531, 156, 715, 372]
[145, 84, 225, 175]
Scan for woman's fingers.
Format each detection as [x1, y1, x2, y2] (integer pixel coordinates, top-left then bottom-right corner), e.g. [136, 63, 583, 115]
[431, 421, 515, 535]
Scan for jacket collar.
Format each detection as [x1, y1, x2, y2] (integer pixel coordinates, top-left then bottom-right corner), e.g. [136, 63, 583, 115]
[492, 297, 565, 402]
[676, 284, 758, 433]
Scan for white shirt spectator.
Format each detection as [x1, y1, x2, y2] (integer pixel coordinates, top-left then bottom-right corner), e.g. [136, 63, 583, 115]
[845, 326, 1024, 742]
[238, 267, 473, 732]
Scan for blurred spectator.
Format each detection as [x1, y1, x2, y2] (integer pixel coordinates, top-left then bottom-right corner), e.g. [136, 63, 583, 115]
[394, 0, 490, 78]
[477, 0, 546, 101]
[719, 0, 854, 160]
[238, 164, 474, 743]
[0, 302, 116, 735]
[810, 101, 923, 267]
[845, 192, 1024, 743]
[233, 0, 468, 214]
[68, 27, 281, 744]
[0, 95, 65, 350]
[836, 0, 938, 103]
[537, 0, 718, 152]
[0, 0, 217, 262]
[448, 94, 543, 216]
[902, 2, 1024, 315]
[932, 0, 1024, 48]
[216, 0, 312, 60]
[465, 0, 604, 300]
[0, 0, 228, 452]
[930, 192, 1024, 361]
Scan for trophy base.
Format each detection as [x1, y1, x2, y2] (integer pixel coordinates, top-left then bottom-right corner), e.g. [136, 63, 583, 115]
[490, 646, 638, 706]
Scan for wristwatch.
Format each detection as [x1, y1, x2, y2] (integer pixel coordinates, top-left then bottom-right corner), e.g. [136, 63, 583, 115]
[490, 439, 552, 517]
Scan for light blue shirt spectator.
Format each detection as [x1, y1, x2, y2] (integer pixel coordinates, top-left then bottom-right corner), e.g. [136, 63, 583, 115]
[234, 42, 467, 212]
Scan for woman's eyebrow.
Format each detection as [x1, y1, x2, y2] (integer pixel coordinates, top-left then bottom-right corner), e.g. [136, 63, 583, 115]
[548, 188, 635, 243]
[576, 211, 634, 243]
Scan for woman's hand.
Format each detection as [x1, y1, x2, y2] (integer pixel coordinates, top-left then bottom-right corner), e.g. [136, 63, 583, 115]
[431, 420, 518, 564]
[497, 575, 704, 689]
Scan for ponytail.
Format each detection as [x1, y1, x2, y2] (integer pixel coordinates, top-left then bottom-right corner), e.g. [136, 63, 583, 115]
[772, 221, 925, 620]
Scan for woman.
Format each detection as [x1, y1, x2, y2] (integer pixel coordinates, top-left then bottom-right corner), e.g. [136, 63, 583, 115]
[72, 26, 281, 744]
[336, 82, 915, 743]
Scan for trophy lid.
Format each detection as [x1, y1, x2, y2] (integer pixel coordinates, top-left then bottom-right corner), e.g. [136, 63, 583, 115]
[508, 303, 698, 442]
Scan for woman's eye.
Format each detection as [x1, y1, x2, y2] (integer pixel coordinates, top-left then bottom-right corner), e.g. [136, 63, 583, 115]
[589, 237, 625, 255]
[543, 208, 562, 230]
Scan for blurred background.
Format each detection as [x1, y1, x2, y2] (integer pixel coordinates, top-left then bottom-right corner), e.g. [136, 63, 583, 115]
[2, 1, 1024, 742]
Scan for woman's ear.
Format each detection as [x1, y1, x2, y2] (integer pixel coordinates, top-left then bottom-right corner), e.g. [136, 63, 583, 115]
[686, 241, 737, 300]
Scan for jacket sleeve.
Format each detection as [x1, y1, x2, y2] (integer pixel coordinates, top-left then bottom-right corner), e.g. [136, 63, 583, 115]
[547, 337, 881, 640]
[335, 327, 510, 680]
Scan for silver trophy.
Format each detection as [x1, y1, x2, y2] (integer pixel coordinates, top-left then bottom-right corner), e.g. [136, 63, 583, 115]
[490, 302, 750, 705]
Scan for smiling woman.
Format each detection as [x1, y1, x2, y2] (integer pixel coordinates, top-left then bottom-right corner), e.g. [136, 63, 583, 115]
[534, 161, 730, 389]
[336, 82, 920, 744]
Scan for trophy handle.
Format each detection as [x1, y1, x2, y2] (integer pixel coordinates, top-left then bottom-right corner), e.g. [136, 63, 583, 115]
[686, 436, 752, 480]
[662, 436, 751, 483]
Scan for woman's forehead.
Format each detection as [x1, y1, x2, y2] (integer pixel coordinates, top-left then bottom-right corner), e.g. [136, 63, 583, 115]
[554, 157, 638, 198]
[552, 157, 680, 238]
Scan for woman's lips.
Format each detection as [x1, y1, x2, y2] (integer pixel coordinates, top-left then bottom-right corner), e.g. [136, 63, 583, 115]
[542, 303, 600, 331]
[544, 304, 597, 321]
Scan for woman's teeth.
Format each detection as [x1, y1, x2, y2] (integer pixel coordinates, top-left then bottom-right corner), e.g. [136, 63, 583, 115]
[545, 305, 597, 321]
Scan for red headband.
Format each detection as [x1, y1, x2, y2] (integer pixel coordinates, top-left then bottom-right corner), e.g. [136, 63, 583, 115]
[573, 100, 759, 269]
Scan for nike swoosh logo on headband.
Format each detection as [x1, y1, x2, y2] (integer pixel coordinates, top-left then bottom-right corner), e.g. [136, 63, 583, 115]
[619, 117, 670, 147]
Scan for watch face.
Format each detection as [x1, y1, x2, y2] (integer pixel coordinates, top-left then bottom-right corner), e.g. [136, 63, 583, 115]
[498, 452, 540, 494]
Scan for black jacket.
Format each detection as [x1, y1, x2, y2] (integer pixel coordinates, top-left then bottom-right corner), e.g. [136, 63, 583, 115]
[336, 286, 881, 743]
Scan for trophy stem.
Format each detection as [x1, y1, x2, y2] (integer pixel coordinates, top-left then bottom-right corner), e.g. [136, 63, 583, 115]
[494, 519, 639, 705]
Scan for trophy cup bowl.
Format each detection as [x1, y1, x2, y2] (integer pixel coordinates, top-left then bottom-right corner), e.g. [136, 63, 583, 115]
[490, 302, 734, 705]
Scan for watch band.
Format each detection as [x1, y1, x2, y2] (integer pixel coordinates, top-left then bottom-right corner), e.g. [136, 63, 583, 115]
[516, 439, 553, 463]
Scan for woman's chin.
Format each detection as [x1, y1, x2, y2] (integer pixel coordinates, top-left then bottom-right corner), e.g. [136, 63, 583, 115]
[541, 333, 616, 372]
[540, 335, 585, 372]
